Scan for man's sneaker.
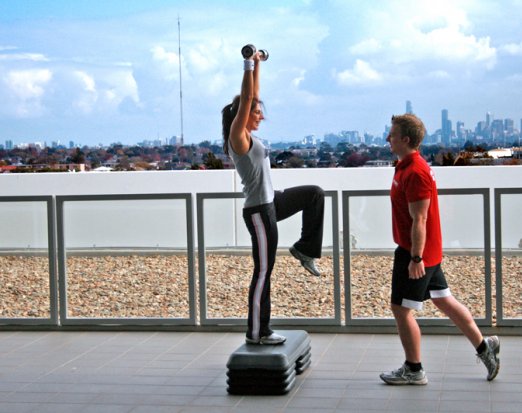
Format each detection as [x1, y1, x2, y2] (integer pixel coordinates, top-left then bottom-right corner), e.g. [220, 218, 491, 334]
[477, 335, 500, 381]
[380, 363, 428, 385]
[245, 332, 286, 345]
[289, 246, 320, 277]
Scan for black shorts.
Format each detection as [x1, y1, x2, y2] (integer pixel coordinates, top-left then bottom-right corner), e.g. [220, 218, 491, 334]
[391, 246, 451, 310]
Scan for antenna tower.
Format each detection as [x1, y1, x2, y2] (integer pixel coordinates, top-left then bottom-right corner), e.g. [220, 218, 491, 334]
[178, 16, 184, 146]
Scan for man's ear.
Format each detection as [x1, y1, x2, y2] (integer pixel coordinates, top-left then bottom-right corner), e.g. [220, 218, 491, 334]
[402, 135, 411, 145]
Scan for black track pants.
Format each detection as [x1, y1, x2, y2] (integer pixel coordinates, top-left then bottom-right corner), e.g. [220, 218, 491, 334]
[243, 185, 324, 340]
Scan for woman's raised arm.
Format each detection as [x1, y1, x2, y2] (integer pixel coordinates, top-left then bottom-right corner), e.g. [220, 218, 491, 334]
[229, 53, 261, 155]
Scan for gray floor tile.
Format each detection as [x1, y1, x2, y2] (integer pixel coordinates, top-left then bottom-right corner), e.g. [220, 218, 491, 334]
[0, 331, 518, 413]
[48, 392, 99, 403]
[189, 395, 241, 407]
[28, 403, 90, 413]
[81, 404, 134, 413]
[337, 397, 390, 410]
[293, 386, 346, 398]
[284, 408, 335, 413]
[491, 391, 522, 402]
[2, 391, 57, 403]
[286, 396, 340, 409]
[130, 407, 183, 413]
[439, 399, 492, 412]
[0, 403, 35, 413]
[387, 398, 440, 412]
[234, 395, 291, 409]
[490, 402, 522, 413]
[440, 390, 490, 401]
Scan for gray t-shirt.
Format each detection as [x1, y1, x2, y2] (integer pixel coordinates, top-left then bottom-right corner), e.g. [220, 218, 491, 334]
[229, 136, 274, 208]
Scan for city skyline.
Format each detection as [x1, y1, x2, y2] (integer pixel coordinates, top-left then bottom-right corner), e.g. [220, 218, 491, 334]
[4, 104, 520, 150]
[1, 0, 522, 145]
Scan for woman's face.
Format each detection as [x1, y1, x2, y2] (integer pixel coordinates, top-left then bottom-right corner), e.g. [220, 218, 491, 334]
[246, 103, 264, 131]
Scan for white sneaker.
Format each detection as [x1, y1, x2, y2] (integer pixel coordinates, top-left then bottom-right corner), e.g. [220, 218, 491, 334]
[290, 246, 320, 277]
[380, 363, 428, 385]
[245, 333, 286, 345]
[477, 336, 500, 381]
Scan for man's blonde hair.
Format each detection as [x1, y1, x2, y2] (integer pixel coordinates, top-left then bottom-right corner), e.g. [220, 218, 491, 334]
[391, 114, 426, 149]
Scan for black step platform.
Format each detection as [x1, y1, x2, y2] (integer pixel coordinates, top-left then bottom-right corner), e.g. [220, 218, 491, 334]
[226, 330, 311, 395]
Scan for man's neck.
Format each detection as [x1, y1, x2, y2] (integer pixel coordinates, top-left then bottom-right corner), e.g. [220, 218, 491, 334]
[397, 148, 417, 161]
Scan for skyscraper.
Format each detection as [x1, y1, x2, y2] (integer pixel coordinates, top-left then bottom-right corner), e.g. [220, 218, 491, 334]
[456, 121, 465, 140]
[491, 119, 504, 141]
[504, 118, 514, 135]
[406, 100, 413, 114]
[486, 112, 492, 126]
[441, 109, 451, 146]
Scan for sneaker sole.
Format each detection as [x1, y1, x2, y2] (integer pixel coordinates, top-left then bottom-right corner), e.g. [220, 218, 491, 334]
[380, 375, 428, 385]
[289, 247, 303, 262]
[290, 248, 320, 277]
[488, 361, 500, 381]
[488, 339, 500, 381]
[245, 338, 286, 345]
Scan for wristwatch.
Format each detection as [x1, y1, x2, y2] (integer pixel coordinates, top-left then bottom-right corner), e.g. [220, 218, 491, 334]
[411, 255, 423, 263]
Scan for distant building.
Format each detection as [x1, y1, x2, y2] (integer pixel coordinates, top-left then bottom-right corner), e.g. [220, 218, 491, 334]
[504, 118, 514, 135]
[383, 125, 391, 142]
[406, 100, 413, 114]
[302, 135, 316, 146]
[488, 148, 512, 159]
[364, 160, 393, 167]
[456, 121, 465, 140]
[441, 109, 452, 146]
[5, 140, 13, 150]
[491, 119, 504, 141]
[486, 112, 493, 127]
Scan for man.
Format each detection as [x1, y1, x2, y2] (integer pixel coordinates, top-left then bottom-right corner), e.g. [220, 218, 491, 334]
[380, 114, 499, 385]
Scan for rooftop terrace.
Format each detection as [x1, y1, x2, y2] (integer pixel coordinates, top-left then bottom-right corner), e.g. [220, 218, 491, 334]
[1, 331, 521, 413]
[0, 167, 521, 411]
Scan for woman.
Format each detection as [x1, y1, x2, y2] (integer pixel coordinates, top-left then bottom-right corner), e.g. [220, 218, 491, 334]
[221, 48, 325, 345]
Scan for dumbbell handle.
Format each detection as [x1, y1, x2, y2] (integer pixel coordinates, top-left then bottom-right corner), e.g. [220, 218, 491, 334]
[241, 44, 269, 61]
[259, 49, 269, 61]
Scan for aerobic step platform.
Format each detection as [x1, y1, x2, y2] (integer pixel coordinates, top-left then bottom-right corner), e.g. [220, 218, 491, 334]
[226, 330, 311, 395]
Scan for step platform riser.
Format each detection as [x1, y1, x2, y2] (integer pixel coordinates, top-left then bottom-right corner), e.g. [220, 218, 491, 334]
[226, 330, 311, 395]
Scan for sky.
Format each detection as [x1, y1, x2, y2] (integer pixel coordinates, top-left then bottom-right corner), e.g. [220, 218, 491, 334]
[1, 0, 522, 146]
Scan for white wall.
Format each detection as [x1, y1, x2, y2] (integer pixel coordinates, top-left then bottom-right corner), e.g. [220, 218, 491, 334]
[0, 166, 521, 250]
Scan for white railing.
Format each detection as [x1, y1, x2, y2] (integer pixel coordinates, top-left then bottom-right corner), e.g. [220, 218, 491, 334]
[0, 166, 521, 329]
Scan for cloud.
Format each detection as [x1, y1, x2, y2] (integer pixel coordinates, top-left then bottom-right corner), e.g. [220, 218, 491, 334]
[2, 0, 518, 144]
[292, 70, 306, 88]
[427, 70, 451, 79]
[66, 68, 140, 115]
[3, 69, 52, 117]
[0, 52, 48, 62]
[150, 45, 187, 83]
[349, 38, 382, 55]
[500, 42, 522, 56]
[87, 70, 140, 113]
[334, 60, 382, 86]
[348, 1, 497, 70]
[72, 71, 98, 113]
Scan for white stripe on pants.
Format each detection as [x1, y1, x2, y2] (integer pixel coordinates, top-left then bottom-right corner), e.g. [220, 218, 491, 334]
[251, 212, 268, 340]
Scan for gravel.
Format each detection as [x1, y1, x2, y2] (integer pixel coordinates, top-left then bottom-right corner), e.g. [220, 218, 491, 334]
[1, 253, 520, 322]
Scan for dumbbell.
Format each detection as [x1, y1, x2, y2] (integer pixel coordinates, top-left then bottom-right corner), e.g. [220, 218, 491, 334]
[241, 44, 269, 61]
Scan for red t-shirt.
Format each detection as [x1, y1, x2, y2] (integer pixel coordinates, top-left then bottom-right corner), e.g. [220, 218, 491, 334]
[390, 152, 442, 267]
